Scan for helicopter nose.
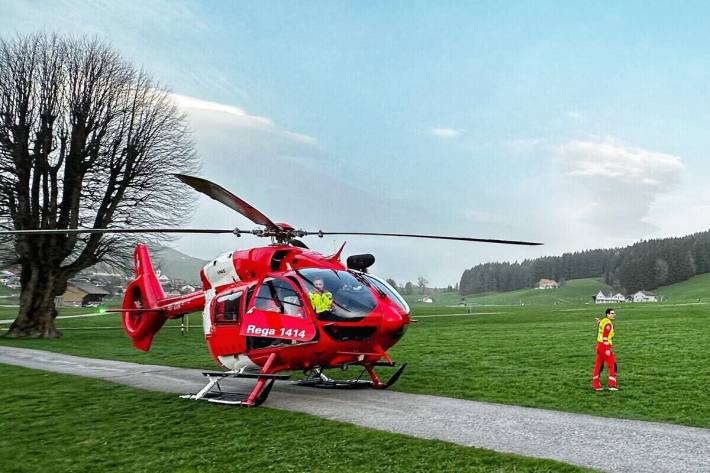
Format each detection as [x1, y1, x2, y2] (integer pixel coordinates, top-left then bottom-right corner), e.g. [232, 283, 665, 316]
[379, 310, 409, 341]
[381, 310, 404, 327]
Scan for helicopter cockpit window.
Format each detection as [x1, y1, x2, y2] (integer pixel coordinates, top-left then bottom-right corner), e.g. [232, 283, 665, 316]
[253, 278, 305, 317]
[297, 269, 376, 321]
[214, 291, 243, 323]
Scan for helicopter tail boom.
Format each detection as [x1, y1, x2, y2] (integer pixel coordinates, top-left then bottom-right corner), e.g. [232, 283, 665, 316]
[120, 245, 205, 351]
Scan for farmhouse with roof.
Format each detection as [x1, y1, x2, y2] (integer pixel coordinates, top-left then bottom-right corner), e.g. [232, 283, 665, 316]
[536, 278, 559, 289]
[593, 291, 626, 304]
[56, 280, 110, 307]
[630, 290, 658, 303]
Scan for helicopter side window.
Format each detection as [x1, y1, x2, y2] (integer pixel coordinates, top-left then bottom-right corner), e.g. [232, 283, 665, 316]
[253, 278, 305, 318]
[214, 291, 243, 324]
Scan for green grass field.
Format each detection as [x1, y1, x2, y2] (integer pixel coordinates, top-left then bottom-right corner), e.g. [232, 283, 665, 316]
[2, 298, 708, 428]
[0, 365, 592, 473]
[0, 285, 16, 295]
[0, 284, 18, 303]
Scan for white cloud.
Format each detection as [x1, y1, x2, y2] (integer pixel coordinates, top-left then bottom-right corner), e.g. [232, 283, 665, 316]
[557, 139, 684, 236]
[172, 94, 274, 128]
[283, 130, 319, 146]
[560, 140, 683, 188]
[171, 93, 321, 160]
[567, 111, 582, 120]
[429, 127, 465, 139]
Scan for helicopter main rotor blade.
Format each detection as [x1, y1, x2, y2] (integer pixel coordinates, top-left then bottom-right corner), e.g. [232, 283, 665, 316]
[0, 228, 238, 235]
[288, 238, 309, 249]
[175, 174, 279, 230]
[307, 231, 543, 246]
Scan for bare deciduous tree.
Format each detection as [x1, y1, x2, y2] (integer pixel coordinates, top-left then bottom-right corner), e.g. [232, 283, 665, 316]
[417, 276, 428, 294]
[0, 33, 198, 338]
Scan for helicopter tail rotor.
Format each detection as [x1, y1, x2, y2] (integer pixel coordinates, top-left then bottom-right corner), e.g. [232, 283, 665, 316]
[121, 245, 169, 351]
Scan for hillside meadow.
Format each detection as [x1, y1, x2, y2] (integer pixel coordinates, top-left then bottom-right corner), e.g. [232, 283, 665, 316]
[406, 278, 611, 308]
[408, 273, 710, 309]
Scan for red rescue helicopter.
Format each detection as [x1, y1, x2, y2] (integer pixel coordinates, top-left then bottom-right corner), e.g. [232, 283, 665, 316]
[7, 175, 542, 406]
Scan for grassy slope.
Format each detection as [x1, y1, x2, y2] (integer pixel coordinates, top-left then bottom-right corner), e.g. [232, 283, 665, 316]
[2, 302, 709, 428]
[0, 365, 591, 473]
[655, 273, 710, 302]
[407, 278, 611, 308]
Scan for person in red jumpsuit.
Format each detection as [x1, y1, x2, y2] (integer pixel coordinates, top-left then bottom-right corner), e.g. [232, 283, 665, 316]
[592, 308, 618, 391]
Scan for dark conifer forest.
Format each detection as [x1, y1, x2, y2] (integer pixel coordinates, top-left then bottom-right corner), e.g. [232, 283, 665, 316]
[459, 230, 710, 295]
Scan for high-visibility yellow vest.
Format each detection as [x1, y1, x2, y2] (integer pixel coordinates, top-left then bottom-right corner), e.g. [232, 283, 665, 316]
[597, 317, 615, 345]
[309, 291, 333, 313]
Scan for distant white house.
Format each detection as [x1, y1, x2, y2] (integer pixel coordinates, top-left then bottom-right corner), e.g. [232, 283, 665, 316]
[155, 269, 172, 290]
[156, 270, 170, 283]
[593, 291, 626, 304]
[536, 278, 559, 289]
[630, 291, 658, 303]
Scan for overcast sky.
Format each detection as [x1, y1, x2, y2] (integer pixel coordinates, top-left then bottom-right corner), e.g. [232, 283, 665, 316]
[4, 1, 710, 286]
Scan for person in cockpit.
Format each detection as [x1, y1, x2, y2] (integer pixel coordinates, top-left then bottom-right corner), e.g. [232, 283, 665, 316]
[308, 277, 333, 314]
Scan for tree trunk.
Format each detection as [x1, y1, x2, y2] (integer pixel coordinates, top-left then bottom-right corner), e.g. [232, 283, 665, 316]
[4, 265, 62, 338]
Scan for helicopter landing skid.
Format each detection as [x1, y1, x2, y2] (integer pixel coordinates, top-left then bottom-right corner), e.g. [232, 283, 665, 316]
[295, 363, 407, 390]
[181, 371, 290, 407]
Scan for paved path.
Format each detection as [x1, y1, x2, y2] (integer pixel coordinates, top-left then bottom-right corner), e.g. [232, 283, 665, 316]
[1, 346, 708, 473]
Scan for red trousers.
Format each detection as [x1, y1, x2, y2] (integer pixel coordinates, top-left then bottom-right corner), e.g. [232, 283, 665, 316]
[592, 342, 617, 389]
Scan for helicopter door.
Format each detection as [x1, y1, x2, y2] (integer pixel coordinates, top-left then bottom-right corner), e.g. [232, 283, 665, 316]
[208, 289, 247, 356]
[241, 277, 316, 344]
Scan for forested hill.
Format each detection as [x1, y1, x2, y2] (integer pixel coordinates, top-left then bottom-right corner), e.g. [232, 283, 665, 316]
[459, 230, 710, 296]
